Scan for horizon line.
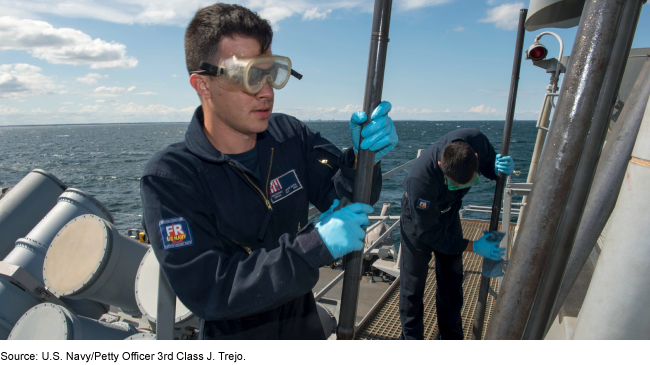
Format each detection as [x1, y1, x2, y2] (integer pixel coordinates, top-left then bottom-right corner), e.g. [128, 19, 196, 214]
[0, 120, 537, 128]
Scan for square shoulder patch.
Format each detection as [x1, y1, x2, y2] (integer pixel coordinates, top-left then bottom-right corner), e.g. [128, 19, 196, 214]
[158, 217, 194, 251]
[416, 198, 430, 210]
[269, 169, 303, 204]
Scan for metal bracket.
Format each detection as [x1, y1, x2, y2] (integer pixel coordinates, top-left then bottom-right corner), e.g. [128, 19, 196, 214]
[0, 261, 68, 307]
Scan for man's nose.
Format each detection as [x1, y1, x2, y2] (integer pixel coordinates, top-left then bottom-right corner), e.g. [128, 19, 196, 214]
[257, 80, 274, 99]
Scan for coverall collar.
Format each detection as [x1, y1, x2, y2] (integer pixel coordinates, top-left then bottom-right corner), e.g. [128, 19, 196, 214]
[185, 105, 269, 165]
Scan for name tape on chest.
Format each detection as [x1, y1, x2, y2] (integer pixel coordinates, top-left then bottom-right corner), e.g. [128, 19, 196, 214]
[416, 198, 430, 210]
[269, 169, 303, 204]
[158, 217, 194, 251]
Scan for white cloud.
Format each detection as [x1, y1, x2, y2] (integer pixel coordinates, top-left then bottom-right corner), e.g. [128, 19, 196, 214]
[258, 6, 295, 27]
[302, 7, 332, 20]
[479, 2, 524, 30]
[115, 103, 194, 116]
[96, 99, 105, 103]
[338, 104, 363, 114]
[0, 63, 59, 99]
[0, 102, 195, 125]
[453, 26, 464, 32]
[135, 92, 158, 95]
[0, 104, 22, 115]
[92, 86, 137, 95]
[393, 106, 436, 115]
[171, 74, 179, 78]
[0, 16, 138, 69]
[76, 73, 108, 85]
[399, 0, 452, 11]
[0, 1, 454, 28]
[468, 104, 498, 113]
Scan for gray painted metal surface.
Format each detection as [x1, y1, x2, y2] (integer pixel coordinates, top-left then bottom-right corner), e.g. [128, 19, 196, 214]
[552, 54, 650, 323]
[525, 0, 586, 31]
[523, 0, 643, 340]
[0, 169, 66, 260]
[572, 97, 650, 339]
[135, 248, 197, 329]
[125, 332, 156, 340]
[8, 303, 137, 340]
[5, 188, 113, 282]
[485, 0, 625, 340]
[0, 188, 114, 339]
[43, 214, 148, 315]
[155, 267, 177, 340]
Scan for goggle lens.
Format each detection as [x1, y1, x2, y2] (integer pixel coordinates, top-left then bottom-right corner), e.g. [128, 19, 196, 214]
[247, 58, 290, 93]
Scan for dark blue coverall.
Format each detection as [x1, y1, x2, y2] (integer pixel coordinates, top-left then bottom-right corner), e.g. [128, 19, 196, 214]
[399, 128, 497, 339]
[140, 107, 381, 340]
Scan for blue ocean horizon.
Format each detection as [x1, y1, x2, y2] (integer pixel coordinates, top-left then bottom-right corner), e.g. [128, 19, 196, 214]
[0, 120, 537, 239]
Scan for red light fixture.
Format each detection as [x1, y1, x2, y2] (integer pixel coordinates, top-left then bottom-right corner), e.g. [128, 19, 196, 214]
[526, 42, 548, 61]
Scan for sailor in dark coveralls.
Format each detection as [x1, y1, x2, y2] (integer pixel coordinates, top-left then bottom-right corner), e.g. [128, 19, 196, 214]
[399, 128, 514, 339]
[140, 4, 398, 340]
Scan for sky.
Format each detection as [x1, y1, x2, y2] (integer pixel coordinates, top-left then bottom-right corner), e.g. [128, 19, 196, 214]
[0, 0, 649, 125]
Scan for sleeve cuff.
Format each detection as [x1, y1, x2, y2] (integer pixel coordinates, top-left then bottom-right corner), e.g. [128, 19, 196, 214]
[295, 223, 335, 268]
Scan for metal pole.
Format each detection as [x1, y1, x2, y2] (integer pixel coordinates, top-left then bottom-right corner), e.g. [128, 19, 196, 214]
[337, 0, 392, 340]
[484, 0, 626, 340]
[523, 0, 642, 340]
[471, 8, 527, 340]
[155, 268, 177, 340]
[551, 54, 650, 324]
[571, 95, 650, 339]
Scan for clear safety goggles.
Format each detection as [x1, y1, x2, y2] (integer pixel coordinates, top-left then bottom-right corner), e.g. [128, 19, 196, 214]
[445, 173, 481, 191]
[190, 54, 302, 94]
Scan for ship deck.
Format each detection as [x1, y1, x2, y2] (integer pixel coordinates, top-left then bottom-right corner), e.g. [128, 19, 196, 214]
[314, 219, 515, 340]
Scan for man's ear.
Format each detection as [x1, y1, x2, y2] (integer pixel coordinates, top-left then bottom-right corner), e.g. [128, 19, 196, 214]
[190, 74, 211, 99]
[437, 161, 441, 166]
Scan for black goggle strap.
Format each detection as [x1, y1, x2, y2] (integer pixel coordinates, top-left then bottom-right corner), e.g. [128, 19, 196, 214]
[189, 60, 303, 80]
[188, 61, 225, 76]
[291, 69, 303, 80]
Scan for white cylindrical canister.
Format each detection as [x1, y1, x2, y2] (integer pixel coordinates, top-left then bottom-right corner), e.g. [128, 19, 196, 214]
[0, 169, 66, 260]
[43, 215, 148, 315]
[124, 332, 157, 340]
[0, 188, 112, 339]
[8, 303, 138, 340]
[135, 248, 198, 329]
[6, 188, 114, 283]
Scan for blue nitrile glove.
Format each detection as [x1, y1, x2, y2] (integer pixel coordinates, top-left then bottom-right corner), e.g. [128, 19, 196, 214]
[349, 101, 398, 163]
[494, 154, 515, 176]
[315, 199, 374, 259]
[481, 231, 506, 278]
[473, 231, 505, 261]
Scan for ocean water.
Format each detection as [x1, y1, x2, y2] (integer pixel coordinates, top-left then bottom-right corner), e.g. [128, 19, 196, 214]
[0, 121, 537, 236]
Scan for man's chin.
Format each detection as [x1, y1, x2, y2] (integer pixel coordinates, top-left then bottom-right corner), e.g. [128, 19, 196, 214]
[249, 117, 269, 134]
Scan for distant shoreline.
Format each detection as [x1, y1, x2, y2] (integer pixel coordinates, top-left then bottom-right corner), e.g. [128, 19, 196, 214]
[0, 120, 536, 128]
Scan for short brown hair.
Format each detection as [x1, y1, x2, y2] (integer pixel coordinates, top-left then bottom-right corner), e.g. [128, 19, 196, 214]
[184, 3, 273, 73]
[440, 141, 478, 184]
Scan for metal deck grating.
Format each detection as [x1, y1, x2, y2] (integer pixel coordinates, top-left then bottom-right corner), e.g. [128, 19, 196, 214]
[356, 219, 514, 340]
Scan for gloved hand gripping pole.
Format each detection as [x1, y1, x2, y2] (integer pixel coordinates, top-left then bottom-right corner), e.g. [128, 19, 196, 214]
[336, 0, 393, 341]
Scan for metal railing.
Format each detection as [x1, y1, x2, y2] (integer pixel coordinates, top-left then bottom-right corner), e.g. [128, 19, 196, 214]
[311, 155, 417, 303]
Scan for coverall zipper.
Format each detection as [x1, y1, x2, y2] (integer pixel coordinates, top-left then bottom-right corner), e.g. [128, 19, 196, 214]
[318, 159, 334, 170]
[229, 148, 274, 210]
